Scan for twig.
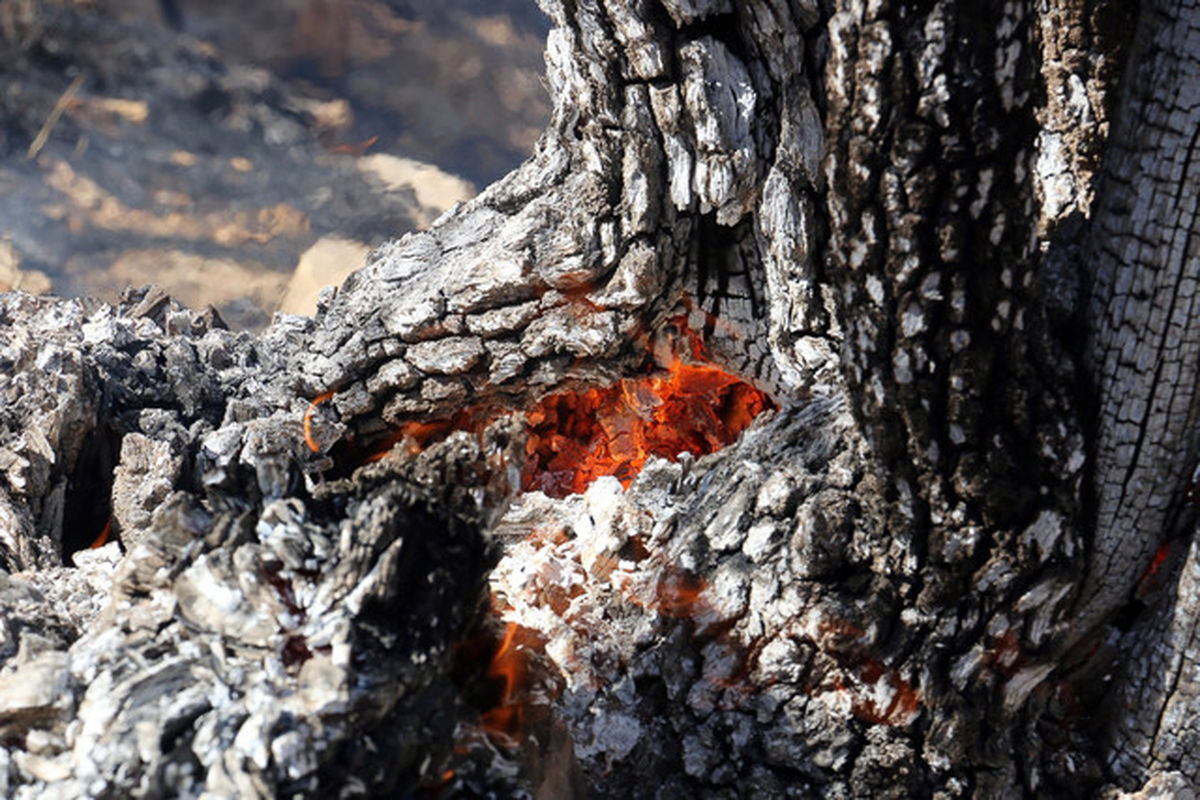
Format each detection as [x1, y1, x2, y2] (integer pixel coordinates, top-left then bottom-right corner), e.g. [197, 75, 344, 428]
[27, 73, 85, 160]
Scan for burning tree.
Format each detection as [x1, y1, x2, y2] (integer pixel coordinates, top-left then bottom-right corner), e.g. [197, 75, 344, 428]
[1, 0, 1198, 797]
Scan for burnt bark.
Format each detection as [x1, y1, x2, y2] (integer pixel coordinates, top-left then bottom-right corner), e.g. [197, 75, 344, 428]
[1, 0, 1199, 798]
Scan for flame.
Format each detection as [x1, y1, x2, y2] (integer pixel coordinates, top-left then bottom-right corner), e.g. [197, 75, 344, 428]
[480, 621, 522, 738]
[478, 620, 541, 746]
[303, 390, 336, 453]
[88, 516, 113, 549]
[363, 417, 460, 462]
[330, 134, 379, 155]
[522, 358, 771, 498]
[447, 597, 564, 758]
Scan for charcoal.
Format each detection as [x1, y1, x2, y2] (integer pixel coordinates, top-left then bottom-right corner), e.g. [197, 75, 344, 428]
[2, 0, 1198, 797]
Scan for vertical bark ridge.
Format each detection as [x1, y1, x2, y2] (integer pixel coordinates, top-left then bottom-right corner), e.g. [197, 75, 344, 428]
[826, 0, 1087, 549]
[1077, 1, 1200, 789]
[824, 0, 1092, 791]
[1080, 0, 1200, 636]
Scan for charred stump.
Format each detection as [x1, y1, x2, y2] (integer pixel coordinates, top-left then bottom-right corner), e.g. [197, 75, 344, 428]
[2, 0, 1200, 798]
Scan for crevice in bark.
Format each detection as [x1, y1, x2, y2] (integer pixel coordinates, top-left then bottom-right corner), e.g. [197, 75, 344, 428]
[59, 423, 121, 561]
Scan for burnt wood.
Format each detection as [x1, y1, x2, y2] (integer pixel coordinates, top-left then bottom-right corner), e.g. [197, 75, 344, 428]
[2, 0, 1199, 797]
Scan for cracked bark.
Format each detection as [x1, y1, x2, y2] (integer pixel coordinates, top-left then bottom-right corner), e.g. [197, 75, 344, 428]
[1080, 0, 1200, 789]
[1, 0, 1199, 797]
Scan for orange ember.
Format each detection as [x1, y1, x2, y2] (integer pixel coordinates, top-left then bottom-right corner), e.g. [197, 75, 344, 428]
[987, 630, 1024, 676]
[653, 568, 709, 618]
[306, 323, 771, 493]
[849, 658, 922, 726]
[619, 565, 712, 619]
[522, 359, 771, 498]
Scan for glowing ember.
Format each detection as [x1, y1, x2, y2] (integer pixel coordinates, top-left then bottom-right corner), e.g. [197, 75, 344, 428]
[650, 567, 709, 618]
[522, 359, 772, 498]
[846, 658, 922, 726]
[305, 319, 770, 494]
[987, 630, 1024, 675]
[617, 563, 713, 620]
[1136, 540, 1172, 598]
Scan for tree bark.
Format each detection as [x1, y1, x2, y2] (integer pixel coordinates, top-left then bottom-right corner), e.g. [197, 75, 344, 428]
[2, 0, 1199, 797]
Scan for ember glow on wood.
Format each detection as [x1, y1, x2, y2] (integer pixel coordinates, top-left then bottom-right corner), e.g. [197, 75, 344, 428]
[522, 358, 772, 497]
[364, 414, 480, 463]
[315, 327, 772, 495]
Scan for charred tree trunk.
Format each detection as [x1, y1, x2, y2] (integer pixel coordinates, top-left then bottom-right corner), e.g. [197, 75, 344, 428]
[2, 0, 1199, 797]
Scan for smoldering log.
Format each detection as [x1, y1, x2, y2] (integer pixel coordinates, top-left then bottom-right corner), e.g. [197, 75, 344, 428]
[4, 0, 1200, 798]
[3, 0, 884, 795]
[0, 285, 870, 798]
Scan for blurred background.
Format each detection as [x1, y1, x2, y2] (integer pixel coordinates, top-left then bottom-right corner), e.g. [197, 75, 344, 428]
[0, 0, 550, 328]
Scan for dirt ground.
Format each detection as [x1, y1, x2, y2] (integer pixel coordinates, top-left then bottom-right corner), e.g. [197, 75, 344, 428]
[0, 0, 549, 328]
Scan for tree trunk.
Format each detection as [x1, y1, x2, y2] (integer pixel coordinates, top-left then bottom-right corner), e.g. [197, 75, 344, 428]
[1, 0, 1199, 797]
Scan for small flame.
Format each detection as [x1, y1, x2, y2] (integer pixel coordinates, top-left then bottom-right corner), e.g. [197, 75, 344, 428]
[475, 620, 555, 748]
[480, 621, 524, 741]
[88, 516, 113, 550]
[330, 134, 380, 155]
[303, 390, 336, 453]
[363, 418, 460, 462]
